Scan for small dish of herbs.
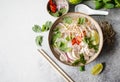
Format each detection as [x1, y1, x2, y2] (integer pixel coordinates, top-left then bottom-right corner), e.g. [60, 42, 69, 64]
[47, 0, 69, 17]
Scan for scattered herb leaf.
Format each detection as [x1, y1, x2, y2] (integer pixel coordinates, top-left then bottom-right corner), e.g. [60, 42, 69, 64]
[35, 35, 43, 46]
[32, 25, 41, 32]
[80, 66, 85, 71]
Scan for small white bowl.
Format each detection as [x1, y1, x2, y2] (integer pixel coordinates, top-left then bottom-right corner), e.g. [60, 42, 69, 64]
[47, 0, 69, 17]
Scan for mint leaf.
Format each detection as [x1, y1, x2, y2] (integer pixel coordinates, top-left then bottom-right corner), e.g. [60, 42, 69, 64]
[32, 25, 41, 32]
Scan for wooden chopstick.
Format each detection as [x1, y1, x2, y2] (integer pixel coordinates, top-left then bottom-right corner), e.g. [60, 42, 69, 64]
[38, 49, 74, 82]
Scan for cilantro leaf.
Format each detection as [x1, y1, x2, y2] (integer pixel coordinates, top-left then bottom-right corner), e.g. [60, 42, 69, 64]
[80, 54, 86, 64]
[32, 25, 41, 32]
[83, 37, 99, 52]
[63, 16, 72, 24]
[35, 35, 43, 46]
[80, 66, 85, 71]
[66, 36, 71, 41]
[72, 53, 86, 66]
[59, 8, 66, 16]
[41, 21, 53, 32]
[50, 11, 59, 17]
[72, 59, 81, 66]
[51, 32, 62, 45]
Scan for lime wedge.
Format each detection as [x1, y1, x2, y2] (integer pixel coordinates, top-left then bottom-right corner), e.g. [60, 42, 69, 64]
[91, 30, 99, 45]
[91, 63, 103, 75]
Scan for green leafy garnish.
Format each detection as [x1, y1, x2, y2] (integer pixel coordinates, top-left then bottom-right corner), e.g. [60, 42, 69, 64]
[72, 53, 86, 66]
[49, 8, 66, 17]
[103, 0, 112, 3]
[50, 11, 60, 17]
[41, 21, 53, 32]
[55, 41, 72, 52]
[83, 37, 99, 52]
[51, 32, 62, 45]
[95, 1, 104, 9]
[104, 3, 114, 9]
[59, 8, 66, 16]
[94, 0, 120, 9]
[32, 21, 52, 33]
[35, 35, 43, 46]
[80, 66, 85, 71]
[115, 0, 120, 7]
[66, 36, 71, 41]
[53, 27, 60, 32]
[80, 54, 86, 64]
[63, 16, 72, 24]
[32, 25, 41, 32]
[72, 59, 81, 66]
[78, 17, 86, 25]
[32, 21, 52, 46]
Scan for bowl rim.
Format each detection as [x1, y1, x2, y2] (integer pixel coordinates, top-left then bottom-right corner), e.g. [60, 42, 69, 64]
[46, 0, 69, 18]
[48, 12, 103, 66]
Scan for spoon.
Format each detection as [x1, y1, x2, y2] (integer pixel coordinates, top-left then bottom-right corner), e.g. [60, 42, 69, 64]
[75, 4, 109, 15]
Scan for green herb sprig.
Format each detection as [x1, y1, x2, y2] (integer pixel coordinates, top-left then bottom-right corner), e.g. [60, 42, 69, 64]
[83, 37, 98, 52]
[72, 53, 86, 66]
[95, 0, 120, 9]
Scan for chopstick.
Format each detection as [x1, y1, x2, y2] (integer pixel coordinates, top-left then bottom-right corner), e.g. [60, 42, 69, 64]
[37, 49, 74, 82]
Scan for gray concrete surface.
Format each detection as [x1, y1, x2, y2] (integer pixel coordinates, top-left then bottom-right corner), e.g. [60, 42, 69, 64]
[0, 0, 120, 82]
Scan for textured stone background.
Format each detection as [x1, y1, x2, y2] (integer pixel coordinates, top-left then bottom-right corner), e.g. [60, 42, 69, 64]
[0, 0, 120, 82]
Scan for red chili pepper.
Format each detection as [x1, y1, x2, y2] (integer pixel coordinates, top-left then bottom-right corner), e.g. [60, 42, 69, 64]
[76, 36, 81, 45]
[72, 36, 82, 45]
[72, 38, 76, 45]
[49, 0, 57, 13]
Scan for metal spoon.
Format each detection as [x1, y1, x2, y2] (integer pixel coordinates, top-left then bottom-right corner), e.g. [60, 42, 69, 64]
[75, 4, 109, 15]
